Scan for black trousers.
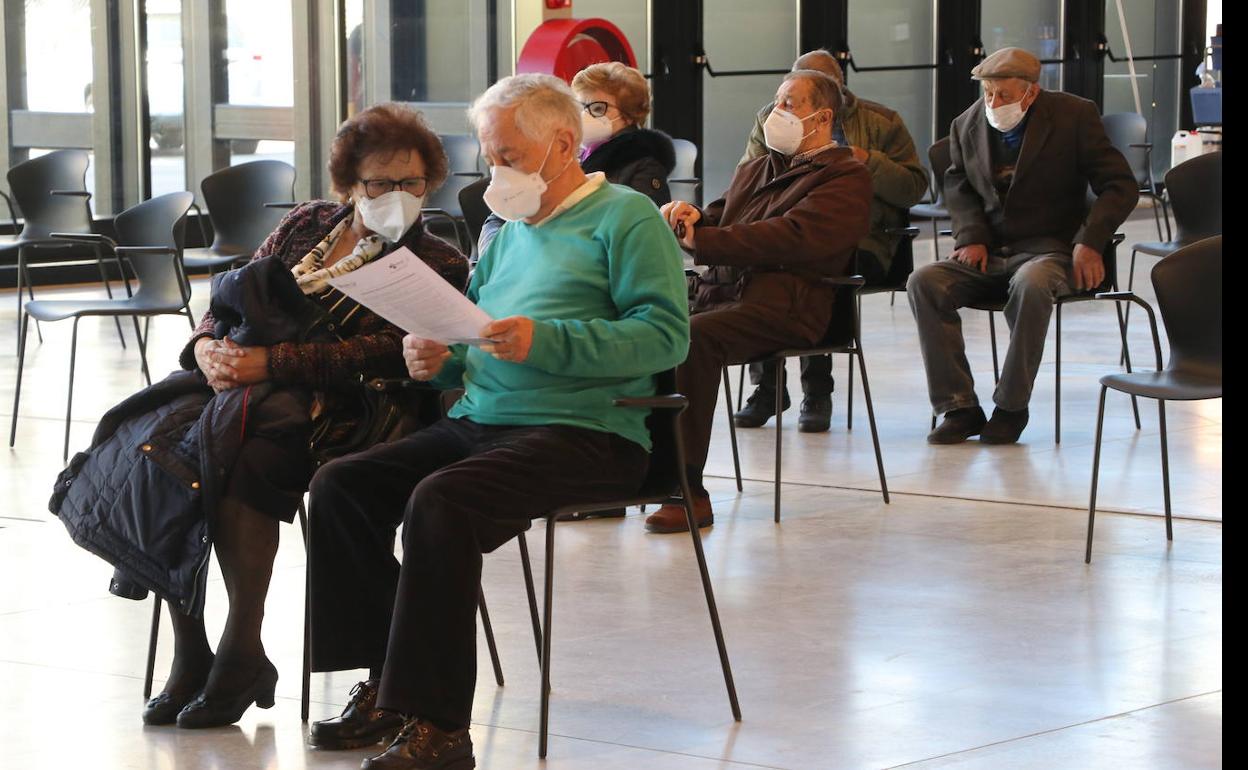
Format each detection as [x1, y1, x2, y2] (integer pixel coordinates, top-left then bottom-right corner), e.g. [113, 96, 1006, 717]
[306, 416, 648, 728]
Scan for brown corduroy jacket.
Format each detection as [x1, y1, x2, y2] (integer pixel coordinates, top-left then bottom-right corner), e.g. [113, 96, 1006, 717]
[688, 145, 872, 314]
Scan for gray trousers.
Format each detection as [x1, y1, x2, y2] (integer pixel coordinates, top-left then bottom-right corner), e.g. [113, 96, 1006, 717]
[906, 252, 1072, 415]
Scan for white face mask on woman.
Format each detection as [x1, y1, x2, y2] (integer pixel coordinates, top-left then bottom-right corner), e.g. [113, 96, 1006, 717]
[482, 138, 571, 222]
[762, 107, 824, 156]
[580, 112, 618, 146]
[354, 190, 424, 242]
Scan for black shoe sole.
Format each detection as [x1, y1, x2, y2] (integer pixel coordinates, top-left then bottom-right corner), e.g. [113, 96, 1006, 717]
[557, 507, 627, 522]
[797, 420, 831, 433]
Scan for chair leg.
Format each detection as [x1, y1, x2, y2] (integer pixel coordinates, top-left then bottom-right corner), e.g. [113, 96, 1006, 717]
[299, 501, 311, 722]
[144, 596, 162, 700]
[94, 247, 127, 349]
[846, 349, 855, 430]
[1158, 400, 1173, 542]
[18, 261, 43, 344]
[736, 365, 745, 412]
[517, 533, 542, 663]
[1085, 385, 1109, 563]
[855, 348, 890, 504]
[538, 519, 557, 759]
[1055, 303, 1062, 444]
[721, 368, 743, 492]
[1121, 249, 1138, 365]
[9, 313, 30, 448]
[132, 316, 152, 387]
[930, 219, 940, 260]
[988, 311, 1000, 384]
[1114, 302, 1142, 429]
[1149, 191, 1165, 242]
[63, 319, 81, 462]
[773, 359, 784, 523]
[674, 423, 741, 723]
[478, 589, 505, 687]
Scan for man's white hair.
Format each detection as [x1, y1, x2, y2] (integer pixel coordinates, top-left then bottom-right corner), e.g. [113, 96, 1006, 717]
[468, 73, 583, 145]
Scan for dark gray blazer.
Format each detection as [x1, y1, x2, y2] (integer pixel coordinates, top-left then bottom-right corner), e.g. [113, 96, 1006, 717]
[945, 90, 1138, 254]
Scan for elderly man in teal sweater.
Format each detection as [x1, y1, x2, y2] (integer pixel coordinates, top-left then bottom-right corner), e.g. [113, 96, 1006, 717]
[304, 73, 690, 770]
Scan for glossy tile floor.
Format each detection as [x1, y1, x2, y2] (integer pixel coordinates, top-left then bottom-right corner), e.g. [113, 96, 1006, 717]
[0, 210, 1221, 769]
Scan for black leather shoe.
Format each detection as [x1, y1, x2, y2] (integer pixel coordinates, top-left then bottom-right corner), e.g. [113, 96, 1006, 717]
[361, 718, 475, 770]
[556, 507, 627, 522]
[797, 396, 832, 433]
[143, 655, 215, 725]
[176, 657, 278, 728]
[733, 387, 790, 428]
[980, 406, 1030, 444]
[927, 406, 987, 444]
[310, 680, 405, 750]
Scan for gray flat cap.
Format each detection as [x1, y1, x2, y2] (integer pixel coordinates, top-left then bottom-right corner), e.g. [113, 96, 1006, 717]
[971, 47, 1041, 82]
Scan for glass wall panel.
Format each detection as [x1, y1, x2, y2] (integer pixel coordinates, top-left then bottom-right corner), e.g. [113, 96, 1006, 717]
[146, 0, 186, 196]
[848, 0, 936, 155]
[1104, 0, 1182, 178]
[701, 0, 797, 200]
[981, 2, 1063, 91]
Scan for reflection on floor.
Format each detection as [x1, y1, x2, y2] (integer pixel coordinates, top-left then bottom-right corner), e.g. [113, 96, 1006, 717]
[0, 210, 1220, 769]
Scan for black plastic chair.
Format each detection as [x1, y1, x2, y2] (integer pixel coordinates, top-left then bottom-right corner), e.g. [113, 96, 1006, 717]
[909, 138, 951, 260]
[9, 191, 195, 461]
[1085, 235, 1221, 563]
[1124, 152, 1222, 354]
[1102, 112, 1171, 242]
[423, 134, 484, 255]
[722, 277, 889, 520]
[3, 150, 127, 348]
[457, 178, 492, 260]
[513, 370, 740, 758]
[183, 160, 296, 274]
[669, 138, 702, 206]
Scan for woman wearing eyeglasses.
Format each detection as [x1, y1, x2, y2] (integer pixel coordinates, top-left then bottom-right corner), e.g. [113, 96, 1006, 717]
[476, 61, 676, 254]
[141, 103, 468, 729]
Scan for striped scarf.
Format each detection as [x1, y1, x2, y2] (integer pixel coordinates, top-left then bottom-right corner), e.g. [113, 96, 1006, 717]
[291, 213, 386, 294]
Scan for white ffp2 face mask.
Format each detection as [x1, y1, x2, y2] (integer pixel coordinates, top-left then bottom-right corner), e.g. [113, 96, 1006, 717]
[581, 112, 618, 146]
[483, 139, 572, 222]
[985, 91, 1032, 132]
[355, 190, 424, 242]
[763, 107, 823, 156]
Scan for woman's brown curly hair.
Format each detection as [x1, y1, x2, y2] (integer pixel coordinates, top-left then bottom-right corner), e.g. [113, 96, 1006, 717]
[328, 103, 449, 200]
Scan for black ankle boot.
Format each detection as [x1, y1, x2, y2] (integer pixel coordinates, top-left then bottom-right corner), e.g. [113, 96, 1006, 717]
[733, 387, 791, 428]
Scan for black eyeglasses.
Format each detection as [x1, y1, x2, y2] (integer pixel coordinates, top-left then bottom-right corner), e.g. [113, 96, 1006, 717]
[360, 177, 429, 199]
[581, 100, 617, 119]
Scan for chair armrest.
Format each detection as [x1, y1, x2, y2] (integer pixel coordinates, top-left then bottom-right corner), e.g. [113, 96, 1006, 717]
[886, 226, 921, 238]
[668, 178, 701, 185]
[1128, 142, 1152, 149]
[818, 275, 866, 288]
[451, 171, 485, 178]
[364, 376, 433, 393]
[938, 228, 952, 237]
[0, 189, 16, 232]
[1111, 232, 1126, 246]
[50, 232, 118, 250]
[50, 189, 92, 198]
[264, 201, 299, 209]
[613, 394, 689, 410]
[1094, 290, 1164, 369]
[115, 246, 176, 257]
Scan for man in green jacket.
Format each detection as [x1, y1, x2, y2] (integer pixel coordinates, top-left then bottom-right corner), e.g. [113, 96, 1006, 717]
[736, 49, 929, 433]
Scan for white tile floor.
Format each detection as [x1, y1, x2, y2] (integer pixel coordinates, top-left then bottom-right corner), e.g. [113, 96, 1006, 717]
[0, 210, 1221, 769]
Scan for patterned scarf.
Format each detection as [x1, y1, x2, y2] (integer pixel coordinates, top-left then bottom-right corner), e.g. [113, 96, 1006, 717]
[291, 212, 386, 294]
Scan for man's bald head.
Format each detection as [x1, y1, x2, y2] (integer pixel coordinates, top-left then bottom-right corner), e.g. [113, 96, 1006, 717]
[792, 49, 844, 85]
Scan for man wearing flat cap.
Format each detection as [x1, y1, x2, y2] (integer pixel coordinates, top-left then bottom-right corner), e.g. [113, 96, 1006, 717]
[907, 47, 1138, 444]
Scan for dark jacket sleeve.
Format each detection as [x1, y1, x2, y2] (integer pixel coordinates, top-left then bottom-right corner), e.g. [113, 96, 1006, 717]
[944, 115, 994, 250]
[1073, 99, 1140, 251]
[693, 162, 872, 269]
[864, 111, 930, 209]
[179, 202, 321, 371]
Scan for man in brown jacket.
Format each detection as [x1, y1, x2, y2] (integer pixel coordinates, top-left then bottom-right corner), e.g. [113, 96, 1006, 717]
[644, 69, 871, 533]
[908, 48, 1138, 445]
[737, 48, 929, 432]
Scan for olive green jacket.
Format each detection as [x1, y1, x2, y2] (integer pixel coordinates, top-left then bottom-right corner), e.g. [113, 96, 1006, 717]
[743, 90, 928, 270]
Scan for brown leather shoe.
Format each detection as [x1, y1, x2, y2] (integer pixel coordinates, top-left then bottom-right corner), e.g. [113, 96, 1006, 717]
[361, 718, 474, 770]
[644, 495, 713, 534]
